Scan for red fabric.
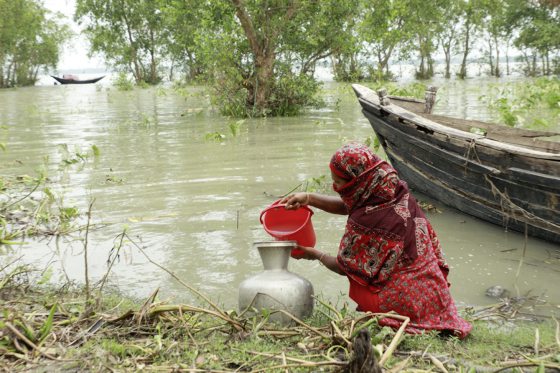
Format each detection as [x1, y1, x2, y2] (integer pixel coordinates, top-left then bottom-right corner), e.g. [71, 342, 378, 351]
[330, 143, 472, 338]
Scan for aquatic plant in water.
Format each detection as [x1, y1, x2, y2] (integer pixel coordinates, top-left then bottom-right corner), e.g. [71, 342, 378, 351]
[480, 77, 560, 130]
[365, 82, 428, 100]
[0, 175, 86, 244]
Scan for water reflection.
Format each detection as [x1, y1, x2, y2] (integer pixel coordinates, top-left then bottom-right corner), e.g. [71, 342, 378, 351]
[0, 77, 558, 317]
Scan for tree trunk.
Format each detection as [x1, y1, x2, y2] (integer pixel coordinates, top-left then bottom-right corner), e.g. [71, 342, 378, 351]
[458, 20, 471, 79]
[7, 60, 14, 86]
[121, 9, 142, 83]
[443, 46, 451, 78]
[532, 54, 537, 76]
[487, 39, 494, 76]
[253, 52, 275, 112]
[505, 44, 510, 75]
[231, 0, 299, 114]
[418, 53, 425, 78]
[427, 54, 434, 78]
[149, 30, 157, 83]
[494, 35, 500, 77]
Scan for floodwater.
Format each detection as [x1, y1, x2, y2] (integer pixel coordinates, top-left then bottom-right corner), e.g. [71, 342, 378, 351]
[1, 73, 559, 317]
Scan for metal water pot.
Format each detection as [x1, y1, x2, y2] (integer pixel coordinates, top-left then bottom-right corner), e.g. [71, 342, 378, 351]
[238, 241, 314, 325]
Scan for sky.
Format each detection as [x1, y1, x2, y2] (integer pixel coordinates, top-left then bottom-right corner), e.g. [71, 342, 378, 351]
[44, 0, 105, 71]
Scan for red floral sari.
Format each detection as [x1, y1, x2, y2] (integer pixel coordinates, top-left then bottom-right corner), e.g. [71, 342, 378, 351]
[330, 143, 472, 338]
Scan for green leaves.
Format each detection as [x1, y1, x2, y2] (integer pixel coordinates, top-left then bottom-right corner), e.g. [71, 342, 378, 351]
[481, 77, 560, 129]
[38, 303, 57, 344]
[0, 0, 71, 87]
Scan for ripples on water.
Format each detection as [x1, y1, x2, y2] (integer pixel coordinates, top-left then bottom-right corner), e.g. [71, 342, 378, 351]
[0, 74, 558, 317]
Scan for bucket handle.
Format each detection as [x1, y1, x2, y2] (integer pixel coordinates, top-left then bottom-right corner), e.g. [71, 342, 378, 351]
[259, 203, 313, 225]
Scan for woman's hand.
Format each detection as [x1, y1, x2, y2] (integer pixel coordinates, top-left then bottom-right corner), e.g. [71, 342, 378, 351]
[293, 245, 321, 260]
[280, 192, 310, 210]
[292, 245, 322, 260]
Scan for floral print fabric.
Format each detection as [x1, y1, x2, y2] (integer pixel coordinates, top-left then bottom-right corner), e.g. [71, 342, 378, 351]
[330, 143, 471, 338]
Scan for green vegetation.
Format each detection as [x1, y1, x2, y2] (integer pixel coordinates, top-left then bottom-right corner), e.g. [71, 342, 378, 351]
[1, 263, 559, 372]
[69, 0, 558, 117]
[0, 0, 71, 87]
[1, 0, 559, 116]
[0, 174, 85, 243]
[480, 77, 560, 128]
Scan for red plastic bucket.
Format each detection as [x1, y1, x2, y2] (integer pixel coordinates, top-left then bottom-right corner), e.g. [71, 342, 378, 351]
[259, 200, 316, 258]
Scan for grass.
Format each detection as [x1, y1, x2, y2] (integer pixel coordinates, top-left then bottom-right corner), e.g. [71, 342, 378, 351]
[1, 264, 559, 372]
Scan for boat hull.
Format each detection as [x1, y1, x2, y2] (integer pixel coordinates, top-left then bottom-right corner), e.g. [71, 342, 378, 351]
[51, 76, 105, 84]
[353, 84, 560, 244]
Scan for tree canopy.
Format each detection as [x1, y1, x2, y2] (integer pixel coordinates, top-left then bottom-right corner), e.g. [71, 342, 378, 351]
[2, 0, 559, 116]
[0, 0, 71, 87]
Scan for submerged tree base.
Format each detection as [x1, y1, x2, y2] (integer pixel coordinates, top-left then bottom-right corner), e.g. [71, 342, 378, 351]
[1, 272, 559, 372]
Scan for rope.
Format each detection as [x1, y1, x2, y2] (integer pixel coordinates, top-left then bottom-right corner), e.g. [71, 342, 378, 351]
[464, 139, 560, 232]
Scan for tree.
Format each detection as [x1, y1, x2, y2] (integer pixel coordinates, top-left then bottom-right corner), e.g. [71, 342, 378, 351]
[437, 0, 463, 78]
[510, 0, 560, 76]
[75, 0, 168, 84]
[359, 0, 413, 81]
[479, 0, 514, 77]
[399, 0, 447, 80]
[159, 0, 207, 82]
[0, 0, 70, 87]
[194, 0, 359, 117]
[457, 0, 486, 79]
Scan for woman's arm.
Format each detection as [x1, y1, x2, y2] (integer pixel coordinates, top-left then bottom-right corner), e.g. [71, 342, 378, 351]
[282, 192, 348, 215]
[296, 245, 346, 275]
[317, 252, 346, 275]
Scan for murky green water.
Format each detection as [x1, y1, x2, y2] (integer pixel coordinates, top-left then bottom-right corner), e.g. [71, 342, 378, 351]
[1, 75, 559, 316]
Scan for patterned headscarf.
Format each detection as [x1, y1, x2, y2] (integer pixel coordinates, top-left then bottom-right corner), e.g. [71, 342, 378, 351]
[329, 142, 399, 211]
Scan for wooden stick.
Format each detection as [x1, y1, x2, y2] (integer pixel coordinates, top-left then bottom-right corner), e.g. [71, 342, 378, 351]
[331, 320, 351, 346]
[379, 314, 410, 366]
[274, 309, 331, 339]
[429, 354, 449, 373]
[553, 316, 560, 349]
[534, 327, 540, 356]
[250, 360, 347, 373]
[83, 199, 95, 302]
[387, 357, 410, 373]
[281, 351, 288, 373]
[234, 348, 316, 364]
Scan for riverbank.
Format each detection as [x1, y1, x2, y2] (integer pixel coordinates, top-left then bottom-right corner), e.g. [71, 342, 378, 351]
[1, 267, 559, 372]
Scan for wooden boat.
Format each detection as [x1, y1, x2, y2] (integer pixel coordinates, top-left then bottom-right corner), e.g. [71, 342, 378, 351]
[51, 74, 105, 85]
[352, 83, 560, 244]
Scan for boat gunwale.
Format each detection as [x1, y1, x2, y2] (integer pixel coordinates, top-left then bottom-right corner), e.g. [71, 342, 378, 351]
[352, 84, 560, 161]
[50, 75, 105, 84]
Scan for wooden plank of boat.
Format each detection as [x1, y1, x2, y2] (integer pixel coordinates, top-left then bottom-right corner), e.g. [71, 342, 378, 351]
[352, 83, 560, 244]
[387, 147, 560, 243]
[361, 99, 560, 184]
[51, 75, 105, 85]
[355, 88, 560, 161]
[362, 108, 558, 212]
[426, 113, 560, 152]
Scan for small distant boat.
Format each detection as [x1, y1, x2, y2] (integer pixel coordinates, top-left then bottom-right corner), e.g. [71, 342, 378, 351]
[352, 83, 560, 244]
[51, 74, 105, 85]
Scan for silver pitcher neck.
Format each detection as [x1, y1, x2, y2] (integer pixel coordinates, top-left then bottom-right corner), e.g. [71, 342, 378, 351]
[254, 241, 295, 270]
